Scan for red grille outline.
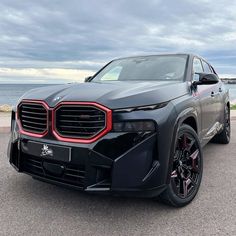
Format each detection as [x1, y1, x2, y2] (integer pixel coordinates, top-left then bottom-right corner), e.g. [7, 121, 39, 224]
[17, 100, 49, 138]
[52, 101, 112, 143]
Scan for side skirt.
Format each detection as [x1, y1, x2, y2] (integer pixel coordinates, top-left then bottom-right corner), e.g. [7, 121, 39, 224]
[201, 122, 223, 146]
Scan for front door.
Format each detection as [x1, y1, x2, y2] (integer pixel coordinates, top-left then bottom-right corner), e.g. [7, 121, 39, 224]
[192, 58, 217, 138]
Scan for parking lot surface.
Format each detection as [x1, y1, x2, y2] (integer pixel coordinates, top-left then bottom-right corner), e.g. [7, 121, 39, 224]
[0, 124, 236, 236]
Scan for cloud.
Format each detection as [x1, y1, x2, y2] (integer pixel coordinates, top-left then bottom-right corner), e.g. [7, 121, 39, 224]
[0, 0, 236, 82]
[0, 67, 94, 83]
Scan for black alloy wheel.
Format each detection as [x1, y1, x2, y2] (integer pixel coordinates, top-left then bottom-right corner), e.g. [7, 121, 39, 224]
[171, 129, 201, 199]
[159, 124, 203, 207]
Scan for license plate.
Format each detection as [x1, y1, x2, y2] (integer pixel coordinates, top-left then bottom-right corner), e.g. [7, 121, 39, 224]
[21, 141, 71, 162]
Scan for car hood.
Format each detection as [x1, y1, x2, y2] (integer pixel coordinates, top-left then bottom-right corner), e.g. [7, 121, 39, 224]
[21, 81, 189, 109]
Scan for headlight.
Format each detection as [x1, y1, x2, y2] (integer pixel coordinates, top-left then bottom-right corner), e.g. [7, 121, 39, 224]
[113, 120, 156, 132]
[114, 102, 168, 113]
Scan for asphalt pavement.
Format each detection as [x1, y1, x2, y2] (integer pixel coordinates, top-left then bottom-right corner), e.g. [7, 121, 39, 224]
[0, 124, 236, 236]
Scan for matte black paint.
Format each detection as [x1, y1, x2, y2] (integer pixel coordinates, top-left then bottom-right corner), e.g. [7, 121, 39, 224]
[8, 53, 229, 197]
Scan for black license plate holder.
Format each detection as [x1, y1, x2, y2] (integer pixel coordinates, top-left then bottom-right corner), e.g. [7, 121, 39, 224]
[22, 141, 71, 162]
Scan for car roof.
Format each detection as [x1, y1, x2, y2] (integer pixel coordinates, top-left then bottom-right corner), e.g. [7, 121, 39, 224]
[113, 53, 213, 67]
[113, 53, 199, 61]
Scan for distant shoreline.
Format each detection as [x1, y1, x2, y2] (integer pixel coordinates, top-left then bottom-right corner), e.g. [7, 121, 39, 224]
[0, 105, 12, 112]
[221, 78, 236, 84]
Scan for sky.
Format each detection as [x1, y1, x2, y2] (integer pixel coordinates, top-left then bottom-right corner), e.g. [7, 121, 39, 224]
[1, 0, 236, 84]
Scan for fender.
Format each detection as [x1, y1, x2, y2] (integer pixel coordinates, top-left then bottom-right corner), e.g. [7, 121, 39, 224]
[166, 107, 198, 184]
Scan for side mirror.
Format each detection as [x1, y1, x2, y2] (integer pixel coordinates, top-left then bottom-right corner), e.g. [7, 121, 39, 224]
[84, 76, 92, 82]
[193, 73, 219, 86]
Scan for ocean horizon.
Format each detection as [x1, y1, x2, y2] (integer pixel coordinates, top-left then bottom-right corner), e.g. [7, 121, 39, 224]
[0, 83, 62, 106]
[1, 83, 236, 107]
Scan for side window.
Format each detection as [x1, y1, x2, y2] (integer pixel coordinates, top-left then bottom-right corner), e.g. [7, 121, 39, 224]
[202, 60, 212, 73]
[193, 58, 204, 73]
[193, 58, 203, 81]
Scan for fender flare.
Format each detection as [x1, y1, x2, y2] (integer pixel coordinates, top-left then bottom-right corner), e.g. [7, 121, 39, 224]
[166, 107, 199, 184]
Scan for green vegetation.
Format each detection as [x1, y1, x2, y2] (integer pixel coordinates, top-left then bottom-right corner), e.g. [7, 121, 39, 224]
[230, 104, 236, 110]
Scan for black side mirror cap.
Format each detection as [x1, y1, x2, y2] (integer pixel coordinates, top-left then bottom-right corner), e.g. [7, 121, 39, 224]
[84, 76, 92, 82]
[193, 73, 219, 86]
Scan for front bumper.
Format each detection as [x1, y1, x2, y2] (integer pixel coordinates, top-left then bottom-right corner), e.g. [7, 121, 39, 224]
[8, 132, 167, 197]
[8, 103, 177, 198]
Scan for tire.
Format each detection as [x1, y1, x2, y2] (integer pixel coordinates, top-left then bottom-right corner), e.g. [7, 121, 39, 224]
[211, 105, 230, 144]
[159, 124, 203, 207]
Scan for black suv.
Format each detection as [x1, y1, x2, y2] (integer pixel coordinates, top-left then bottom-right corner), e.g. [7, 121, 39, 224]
[8, 54, 230, 207]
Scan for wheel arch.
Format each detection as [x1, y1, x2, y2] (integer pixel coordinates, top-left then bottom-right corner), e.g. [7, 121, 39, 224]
[176, 107, 199, 135]
[182, 116, 198, 134]
[166, 108, 199, 184]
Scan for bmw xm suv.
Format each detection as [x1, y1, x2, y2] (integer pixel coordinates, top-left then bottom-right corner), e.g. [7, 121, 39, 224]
[8, 54, 230, 207]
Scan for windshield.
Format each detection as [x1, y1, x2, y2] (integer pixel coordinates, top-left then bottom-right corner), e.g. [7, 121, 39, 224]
[92, 55, 188, 82]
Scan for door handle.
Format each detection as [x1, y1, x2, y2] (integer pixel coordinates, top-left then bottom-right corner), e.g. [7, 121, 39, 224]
[219, 87, 222, 92]
[211, 91, 215, 97]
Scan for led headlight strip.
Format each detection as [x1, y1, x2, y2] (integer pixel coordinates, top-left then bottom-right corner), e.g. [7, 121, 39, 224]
[113, 101, 169, 113]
